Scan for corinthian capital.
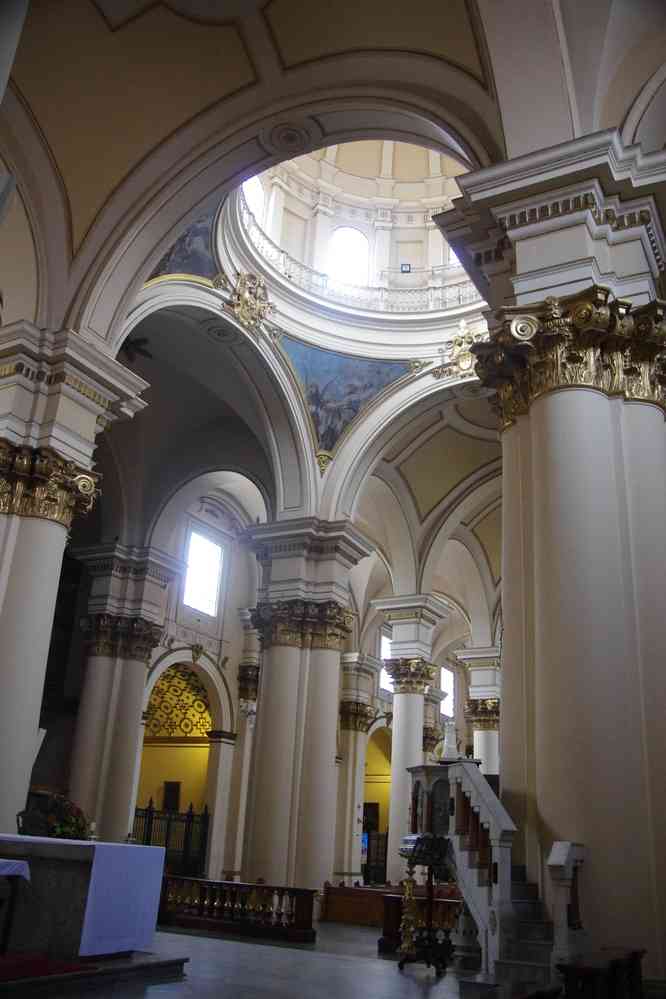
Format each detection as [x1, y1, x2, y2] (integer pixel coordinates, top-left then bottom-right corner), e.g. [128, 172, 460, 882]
[339, 700, 376, 732]
[472, 286, 666, 427]
[251, 599, 352, 651]
[0, 440, 99, 528]
[465, 697, 500, 731]
[384, 657, 437, 694]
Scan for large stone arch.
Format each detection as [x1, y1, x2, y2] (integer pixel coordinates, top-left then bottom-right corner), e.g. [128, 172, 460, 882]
[120, 281, 318, 520]
[145, 649, 234, 734]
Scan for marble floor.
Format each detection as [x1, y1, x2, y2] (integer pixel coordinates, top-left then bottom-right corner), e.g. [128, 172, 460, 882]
[37, 925, 466, 998]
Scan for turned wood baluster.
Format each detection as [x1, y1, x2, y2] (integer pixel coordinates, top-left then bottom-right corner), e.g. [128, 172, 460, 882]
[275, 888, 285, 927]
[469, 808, 480, 854]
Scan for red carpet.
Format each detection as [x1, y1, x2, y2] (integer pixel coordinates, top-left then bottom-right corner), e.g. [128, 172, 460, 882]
[0, 954, 94, 982]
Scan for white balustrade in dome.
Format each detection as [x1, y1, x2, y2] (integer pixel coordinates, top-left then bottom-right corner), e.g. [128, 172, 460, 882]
[234, 188, 481, 317]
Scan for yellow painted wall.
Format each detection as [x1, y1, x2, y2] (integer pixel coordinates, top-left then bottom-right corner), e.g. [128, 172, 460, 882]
[364, 728, 392, 833]
[137, 741, 209, 812]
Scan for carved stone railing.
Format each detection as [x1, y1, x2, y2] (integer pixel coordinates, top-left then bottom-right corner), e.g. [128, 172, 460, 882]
[159, 875, 317, 942]
[236, 191, 481, 314]
[547, 841, 587, 970]
[444, 760, 517, 975]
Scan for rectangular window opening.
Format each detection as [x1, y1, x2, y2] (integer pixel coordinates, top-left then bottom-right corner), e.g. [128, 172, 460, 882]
[183, 530, 223, 617]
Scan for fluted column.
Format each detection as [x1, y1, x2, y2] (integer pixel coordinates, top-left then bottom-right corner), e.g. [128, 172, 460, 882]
[472, 286, 666, 971]
[99, 618, 162, 842]
[384, 659, 436, 883]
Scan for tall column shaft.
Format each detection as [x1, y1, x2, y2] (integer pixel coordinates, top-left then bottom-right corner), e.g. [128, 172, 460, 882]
[0, 516, 66, 831]
[621, 402, 666, 967]
[297, 645, 341, 889]
[205, 732, 236, 880]
[233, 707, 256, 879]
[472, 287, 666, 975]
[248, 640, 302, 883]
[531, 388, 658, 961]
[68, 646, 117, 821]
[500, 419, 537, 871]
[98, 619, 161, 842]
[334, 719, 370, 883]
[386, 690, 424, 883]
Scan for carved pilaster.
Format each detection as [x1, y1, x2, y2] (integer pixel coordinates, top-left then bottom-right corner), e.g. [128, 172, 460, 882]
[339, 700, 376, 732]
[384, 657, 437, 694]
[238, 662, 260, 702]
[0, 440, 99, 528]
[82, 613, 118, 657]
[464, 698, 500, 731]
[82, 614, 161, 664]
[251, 599, 352, 651]
[472, 286, 666, 429]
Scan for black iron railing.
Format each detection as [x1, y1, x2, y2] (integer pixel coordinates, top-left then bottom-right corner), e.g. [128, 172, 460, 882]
[133, 801, 209, 876]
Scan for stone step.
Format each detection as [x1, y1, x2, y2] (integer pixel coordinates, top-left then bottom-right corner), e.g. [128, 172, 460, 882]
[511, 881, 539, 901]
[511, 899, 544, 920]
[515, 920, 554, 943]
[494, 958, 551, 989]
[459, 977, 500, 998]
[503, 937, 553, 964]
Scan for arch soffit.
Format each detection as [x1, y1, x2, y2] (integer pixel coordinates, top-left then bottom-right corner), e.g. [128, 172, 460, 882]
[2, 58, 502, 343]
[145, 649, 234, 733]
[320, 376, 491, 522]
[121, 284, 318, 520]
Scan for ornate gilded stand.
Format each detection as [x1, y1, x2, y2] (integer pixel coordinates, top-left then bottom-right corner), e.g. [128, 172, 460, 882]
[397, 833, 460, 977]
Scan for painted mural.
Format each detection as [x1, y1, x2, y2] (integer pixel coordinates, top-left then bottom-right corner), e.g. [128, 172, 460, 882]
[149, 211, 217, 281]
[280, 335, 410, 452]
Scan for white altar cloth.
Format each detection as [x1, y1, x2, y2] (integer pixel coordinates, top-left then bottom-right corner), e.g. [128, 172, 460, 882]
[0, 835, 165, 957]
[0, 859, 30, 881]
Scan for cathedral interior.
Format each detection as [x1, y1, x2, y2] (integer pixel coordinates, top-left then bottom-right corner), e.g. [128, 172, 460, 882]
[0, 1, 665, 995]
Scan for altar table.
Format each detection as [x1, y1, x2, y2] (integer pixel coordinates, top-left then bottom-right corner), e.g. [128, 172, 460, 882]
[0, 835, 164, 958]
[0, 858, 30, 955]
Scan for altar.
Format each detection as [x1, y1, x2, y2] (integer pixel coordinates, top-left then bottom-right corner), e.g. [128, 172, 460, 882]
[0, 835, 165, 959]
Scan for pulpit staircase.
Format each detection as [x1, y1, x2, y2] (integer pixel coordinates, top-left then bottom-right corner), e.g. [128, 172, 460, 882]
[441, 761, 556, 998]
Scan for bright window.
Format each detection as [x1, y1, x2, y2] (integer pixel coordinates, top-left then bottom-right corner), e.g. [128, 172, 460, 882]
[242, 176, 265, 225]
[328, 226, 369, 286]
[440, 667, 455, 714]
[380, 634, 393, 692]
[183, 530, 223, 617]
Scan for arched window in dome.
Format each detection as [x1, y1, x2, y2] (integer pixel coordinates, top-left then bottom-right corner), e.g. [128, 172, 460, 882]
[328, 226, 369, 286]
[242, 176, 265, 225]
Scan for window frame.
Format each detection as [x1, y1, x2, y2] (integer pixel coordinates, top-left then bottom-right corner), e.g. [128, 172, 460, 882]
[327, 225, 370, 286]
[179, 518, 228, 626]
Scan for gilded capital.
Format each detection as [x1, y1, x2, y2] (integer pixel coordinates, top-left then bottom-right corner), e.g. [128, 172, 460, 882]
[384, 657, 437, 695]
[238, 661, 260, 702]
[339, 700, 376, 732]
[465, 697, 500, 731]
[83, 614, 161, 664]
[472, 286, 666, 428]
[251, 599, 352, 651]
[0, 440, 99, 529]
[423, 724, 442, 754]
